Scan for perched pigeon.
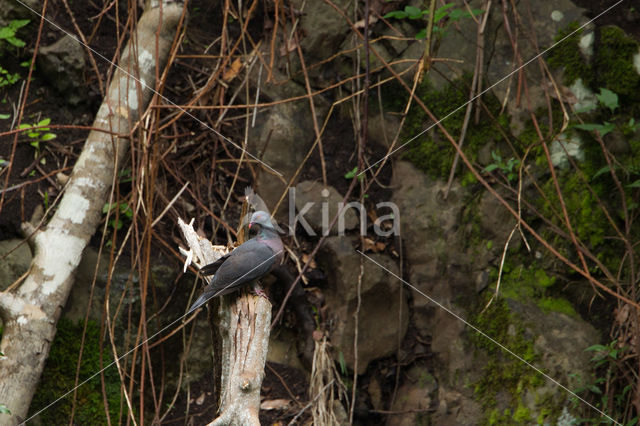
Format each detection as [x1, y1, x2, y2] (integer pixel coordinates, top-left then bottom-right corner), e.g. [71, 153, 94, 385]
[187, 211, 283, 314]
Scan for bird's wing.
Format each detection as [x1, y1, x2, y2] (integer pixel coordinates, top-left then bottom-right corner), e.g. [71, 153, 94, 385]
[206, 238, 277, 296]
[199, 253, 230, 276]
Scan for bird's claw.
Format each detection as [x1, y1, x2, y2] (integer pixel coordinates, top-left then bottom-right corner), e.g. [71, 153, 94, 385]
[252, 285, 270, 301]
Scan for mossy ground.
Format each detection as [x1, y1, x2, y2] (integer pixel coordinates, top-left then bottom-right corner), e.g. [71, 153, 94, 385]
[29, 318, 122, 425]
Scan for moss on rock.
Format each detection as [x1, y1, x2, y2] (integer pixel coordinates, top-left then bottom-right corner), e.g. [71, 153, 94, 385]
[398, 74, 509, 180]
[29, 318, 122, 425]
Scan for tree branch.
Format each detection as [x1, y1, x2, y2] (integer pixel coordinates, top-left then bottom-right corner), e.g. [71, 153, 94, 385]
[178, 218, 271, 426]
[0, 3, 184, 424]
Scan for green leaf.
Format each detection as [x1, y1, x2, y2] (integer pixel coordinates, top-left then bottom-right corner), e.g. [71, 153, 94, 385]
[0, 114, 9, 119]
[40, 133, 56, 141]
[6, 37, 25, 48]
[102, 203, 112, 214]
[9, 20, 30, 30]
[585, 344, 608, 352]
[595, 88, 619, 113]
[592, 165, 611, 180]
[574, 122, 615, 137]
[338, 351, 347, 375]
[383, 10, 408, 19]
[588, 385, 602, 394]
[575, 104, 597, 113]
[405, 6, 423, 19]
[483, 164, 499, 173]
[0, 27, 15, 39]
[18, 123, 31, 130]
[415, 28, 426, 39]
[344, 166, 358, 179]
[0, 404, 10, 414]
[37, 118, 51, 126]
[628, 180, 640, 188]
[434, 3, 456, 22]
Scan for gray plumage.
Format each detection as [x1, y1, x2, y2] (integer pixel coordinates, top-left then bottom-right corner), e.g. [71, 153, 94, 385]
[187, 211, 283, 314]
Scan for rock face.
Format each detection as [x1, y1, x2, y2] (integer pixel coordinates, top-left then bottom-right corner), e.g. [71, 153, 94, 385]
[293, 180, 359, 235]
[317, 236, 408, 374]
[0, 239, 32, 291]
[389, 161, 599, 424]
[37, 35, 87, 105]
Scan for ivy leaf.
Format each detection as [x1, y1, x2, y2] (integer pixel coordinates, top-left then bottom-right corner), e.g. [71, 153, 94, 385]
[595, 88, 619, 113]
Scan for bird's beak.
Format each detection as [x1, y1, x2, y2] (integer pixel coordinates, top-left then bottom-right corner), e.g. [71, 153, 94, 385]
[248, 222, 253, 229]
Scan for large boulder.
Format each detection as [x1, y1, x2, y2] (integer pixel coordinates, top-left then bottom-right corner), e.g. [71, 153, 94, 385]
[390, 161, 600, 424]
[37, 34, 87, 105]
[293, 180, 359, 236]
[318, 235, 409, 374]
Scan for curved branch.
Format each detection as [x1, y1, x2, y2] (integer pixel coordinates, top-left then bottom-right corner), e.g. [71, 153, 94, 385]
[0, 3, 185, 424]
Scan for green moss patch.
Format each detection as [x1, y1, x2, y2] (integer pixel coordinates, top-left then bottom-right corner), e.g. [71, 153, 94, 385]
[29, 318, 122, 425]
[470, 298, 546, 425]
[399, 74, 509, 180]
[549, 23, 640, 103]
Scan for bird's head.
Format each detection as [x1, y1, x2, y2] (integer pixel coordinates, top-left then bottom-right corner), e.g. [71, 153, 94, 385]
[249, 210, 276, 231]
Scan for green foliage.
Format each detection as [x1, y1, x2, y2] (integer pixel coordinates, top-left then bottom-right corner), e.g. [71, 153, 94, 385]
[383, 3, 482, 39]
[568, 340, 637, 424]
[18, 118, 57, 162]
[0, 20, 30, 48]
[548, 23, 640, 102]
[595, 88, 619, 114]
[102, 201, 133, 230]
[338, 351, 347, 375]
[595, 26, 640, 100]
[547, 23, 591, 86]
[0, 66, 19, 88]
[573, 122, 615, 137]
[0, 405, 10, 414]
[29, 318, 122, 425]
[344, 166, 364, 181]
[483, 150, 521, 182]
[400, 75, 508, 179]
[470, 298, 545, 425]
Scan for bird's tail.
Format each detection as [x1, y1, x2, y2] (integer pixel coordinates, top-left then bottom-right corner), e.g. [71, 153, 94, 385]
[187, 292, 209, 315]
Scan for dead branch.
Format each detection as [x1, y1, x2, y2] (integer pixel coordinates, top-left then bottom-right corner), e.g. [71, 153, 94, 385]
[177, 218, 271, 426]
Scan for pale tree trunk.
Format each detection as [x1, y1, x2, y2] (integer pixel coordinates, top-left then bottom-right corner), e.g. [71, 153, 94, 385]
[0, 3, 184, 424]
[178, 218, 271, 426]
